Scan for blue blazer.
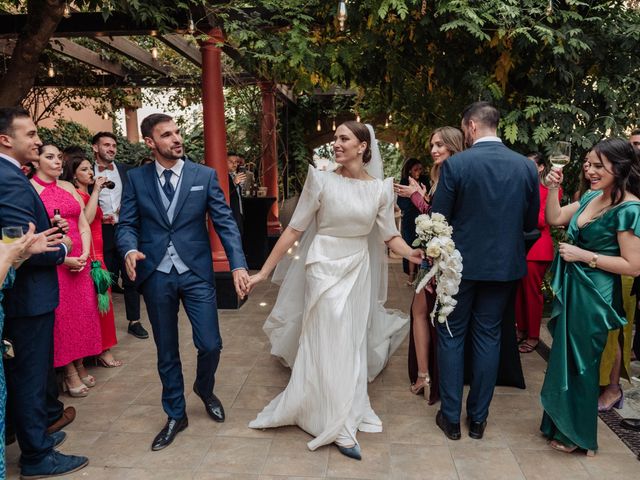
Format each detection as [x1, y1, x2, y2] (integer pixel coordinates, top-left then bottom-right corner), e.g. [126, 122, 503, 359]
[431, 141, 539, 282]
[0, 159, 66, 317]
[116, 160, 247, 288]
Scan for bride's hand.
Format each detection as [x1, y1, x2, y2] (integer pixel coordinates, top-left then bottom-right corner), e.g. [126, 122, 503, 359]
[407, 248, 424, 265]
[247, 271, 267, 293]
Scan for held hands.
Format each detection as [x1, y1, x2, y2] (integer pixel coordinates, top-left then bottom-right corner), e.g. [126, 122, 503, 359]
[232, 268, 251, 299]
[544, 168, 564, 189]
[246, 270, 268, 294]
[125, 251, 146, 281]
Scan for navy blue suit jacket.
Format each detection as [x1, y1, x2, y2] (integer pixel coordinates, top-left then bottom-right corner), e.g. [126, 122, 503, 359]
[431, 141, 539, 282]
[116, 160, 247, 287]
[0, 158, 66, 317]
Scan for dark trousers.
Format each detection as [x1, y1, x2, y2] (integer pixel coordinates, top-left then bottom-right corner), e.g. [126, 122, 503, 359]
[437, 279, 516, 424]
[103, 223, 141, 321]
[141, 269, 222, 419]
[4, 312, 55, 465]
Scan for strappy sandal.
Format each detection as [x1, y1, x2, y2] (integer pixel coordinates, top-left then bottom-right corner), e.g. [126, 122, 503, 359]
[97, 350, 123, 368]
[550, 440, 595, 457]
[410, 371, 431, 400]
[518, 341, 538, 354]
[64, 372, 89, 398]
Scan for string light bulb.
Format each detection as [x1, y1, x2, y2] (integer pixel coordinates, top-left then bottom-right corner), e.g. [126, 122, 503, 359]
[356, 113, 361, 122]
[316, 119, 322, 132]
[63, 3, 71, 18]
[395, 140, 400, 149]
[332, 119, 336, 131]
[102, 112, 109, 120]
[385, 118, 389, 128]
[337, 1, 347, 32]
[47, 63, 55, 78]
[180, 97, 188, 108]
[388, 113, 393, 121]
[188, 16, 195, 35]
[151, 45, 158, 60]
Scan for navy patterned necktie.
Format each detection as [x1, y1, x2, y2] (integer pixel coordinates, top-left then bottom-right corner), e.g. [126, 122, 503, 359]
[162, 169, 175, 202]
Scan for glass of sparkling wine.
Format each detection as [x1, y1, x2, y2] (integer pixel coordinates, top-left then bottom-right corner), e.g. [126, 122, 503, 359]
[549, 141, 571, 169]
[2, 226, 23, 244]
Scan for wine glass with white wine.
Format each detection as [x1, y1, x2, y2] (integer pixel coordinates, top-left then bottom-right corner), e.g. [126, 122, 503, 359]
[549, 141, 571, 169]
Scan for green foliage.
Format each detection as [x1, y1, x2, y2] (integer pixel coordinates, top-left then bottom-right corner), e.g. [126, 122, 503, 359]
[37, 118, 149, 165]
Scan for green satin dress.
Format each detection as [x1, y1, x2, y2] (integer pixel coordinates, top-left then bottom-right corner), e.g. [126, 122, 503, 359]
[540, 191, 640, 451]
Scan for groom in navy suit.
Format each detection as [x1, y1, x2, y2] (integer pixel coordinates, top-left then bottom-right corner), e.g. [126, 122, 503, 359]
[117, 113, 249, 451]
[432, 102, 539, 440]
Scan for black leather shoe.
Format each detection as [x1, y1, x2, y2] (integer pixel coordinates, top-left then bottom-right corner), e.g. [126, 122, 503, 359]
[468, 419, 487, 439]
[436, 410, 461, 440]
[128, 321, 149, 339]
[151, 417, 188, 451]
[193, 382, 225, 422]
[620, 418, 640, 432]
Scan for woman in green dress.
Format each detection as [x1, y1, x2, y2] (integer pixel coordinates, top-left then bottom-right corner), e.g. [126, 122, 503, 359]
[541, 138, 640, 455]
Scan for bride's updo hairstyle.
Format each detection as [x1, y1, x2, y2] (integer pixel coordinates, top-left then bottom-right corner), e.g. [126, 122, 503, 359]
[341, 121, 372, 164]
[591, 138, 640, 205]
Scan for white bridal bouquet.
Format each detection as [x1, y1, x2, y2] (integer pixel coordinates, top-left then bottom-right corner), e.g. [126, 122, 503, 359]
[413, 213, 463, 336]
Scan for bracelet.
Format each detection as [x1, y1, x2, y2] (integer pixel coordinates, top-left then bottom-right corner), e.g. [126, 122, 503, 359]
[588, 253, 599, 268]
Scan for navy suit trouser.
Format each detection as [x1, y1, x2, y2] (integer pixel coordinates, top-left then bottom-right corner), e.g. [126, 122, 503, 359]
[141, 268, 221, 420]
[437, 279, 516, 424]
[103, 223, 141, 321]
[4, 312, 55, 465]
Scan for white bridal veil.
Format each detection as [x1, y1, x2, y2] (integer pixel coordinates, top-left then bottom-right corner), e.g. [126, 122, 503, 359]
[265, 124, 409, 381]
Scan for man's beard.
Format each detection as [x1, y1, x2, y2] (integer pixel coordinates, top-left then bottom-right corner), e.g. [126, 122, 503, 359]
[158, 145, 183, 161]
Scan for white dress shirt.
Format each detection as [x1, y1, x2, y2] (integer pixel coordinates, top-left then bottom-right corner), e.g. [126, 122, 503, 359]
[155, 159, 184, 189]
[94, 162, 123, 222]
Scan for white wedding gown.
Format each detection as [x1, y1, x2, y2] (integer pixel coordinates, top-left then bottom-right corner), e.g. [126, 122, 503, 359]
[249, 166, 408, 450]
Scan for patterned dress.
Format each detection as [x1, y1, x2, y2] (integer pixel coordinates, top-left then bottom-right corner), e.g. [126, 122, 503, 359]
[0, 268, 15, 479]
[32, 177, 102, 367]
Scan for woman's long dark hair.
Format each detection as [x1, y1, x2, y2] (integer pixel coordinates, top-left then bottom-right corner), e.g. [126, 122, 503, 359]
[400, 158, 423, 181]
[61, 153, 91, 185]
[591, 138, 640, 205]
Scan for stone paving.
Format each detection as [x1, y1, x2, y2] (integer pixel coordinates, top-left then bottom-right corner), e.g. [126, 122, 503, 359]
[6, 261, 639, 479]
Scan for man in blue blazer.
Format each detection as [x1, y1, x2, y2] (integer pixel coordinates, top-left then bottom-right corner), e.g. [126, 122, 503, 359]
[0, 107, 88, 477]
[116, 113, 250, 451]
[431, 102, 539, 441]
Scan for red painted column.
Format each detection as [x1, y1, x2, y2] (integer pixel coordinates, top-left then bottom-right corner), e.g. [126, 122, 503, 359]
[260, 81, 281, 235]
[201, 28, 230, 271]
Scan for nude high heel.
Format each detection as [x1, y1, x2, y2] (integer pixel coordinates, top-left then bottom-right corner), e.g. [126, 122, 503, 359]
[64, 372, 89, 398]
[410, 371, 431, 400]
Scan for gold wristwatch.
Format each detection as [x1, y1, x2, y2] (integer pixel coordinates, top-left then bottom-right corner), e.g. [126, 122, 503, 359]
[588, 253, 599, 268]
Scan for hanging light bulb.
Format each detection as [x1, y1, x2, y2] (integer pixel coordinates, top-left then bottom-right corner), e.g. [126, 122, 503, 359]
[188, 16, 196, 35]
[395, 140, 400, 149]
[337, 1, 348, 32]
[63, 2, 71, 18]
[47, 63, 55, 78]
[356, 113, 361, 122]
[388, 113, 393, 121]
[546, 0, 553, 16]
[102, 112, 109, 120]
[151, 45, 158, 60]
[385, 118, 389, 128]
[332, 119, 336, 131]
[180, 97, 188, 108]
[316, 119, 322, 132]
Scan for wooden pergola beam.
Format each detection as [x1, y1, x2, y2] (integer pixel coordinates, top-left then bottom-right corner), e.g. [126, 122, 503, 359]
[93, 36, 175, 76]
[49, 38, 128, 77]
[159, 34, 202, 66]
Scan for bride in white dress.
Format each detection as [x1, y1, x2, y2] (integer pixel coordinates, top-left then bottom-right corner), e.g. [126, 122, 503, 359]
[247, 121, 422, 460]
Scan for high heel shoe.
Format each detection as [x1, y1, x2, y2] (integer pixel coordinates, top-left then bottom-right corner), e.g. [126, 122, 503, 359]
[598, 385, 623, 412]
[410, 371, 431, 400]
[75, 363, 96, 388]
[64, 373, 89, 398]
[335, 442, 361, 461]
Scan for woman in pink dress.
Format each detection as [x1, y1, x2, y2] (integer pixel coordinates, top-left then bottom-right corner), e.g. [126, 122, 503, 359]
[31, 144, 102, 397]
[62, 153, 121, 367]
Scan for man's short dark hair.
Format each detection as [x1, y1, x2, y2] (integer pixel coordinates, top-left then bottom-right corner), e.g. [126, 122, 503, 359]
[140, 113, 173, 139]
[92, 131, 117, 145]
[462, 101, 500, 130]
[631, 129, 640, 137]
[0, 107, 31, 136]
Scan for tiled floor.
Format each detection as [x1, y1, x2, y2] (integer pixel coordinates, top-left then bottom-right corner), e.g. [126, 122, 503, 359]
[6, 262, 639, 479]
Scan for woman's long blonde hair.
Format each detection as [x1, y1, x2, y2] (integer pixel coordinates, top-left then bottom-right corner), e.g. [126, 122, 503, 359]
[429, 126, 464, 192]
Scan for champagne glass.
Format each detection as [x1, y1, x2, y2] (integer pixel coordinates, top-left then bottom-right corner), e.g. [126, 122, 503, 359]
[549, 141, 571, 169]
[2, 226, 23, 244]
